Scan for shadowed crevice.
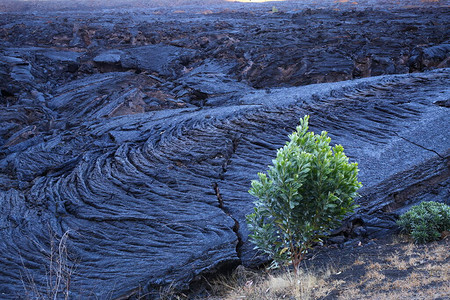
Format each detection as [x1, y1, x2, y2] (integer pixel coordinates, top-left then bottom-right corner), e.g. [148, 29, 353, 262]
[213, 182, 244, 260]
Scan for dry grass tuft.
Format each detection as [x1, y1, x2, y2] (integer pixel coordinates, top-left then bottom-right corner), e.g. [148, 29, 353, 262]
[21, 230, 76, 300]
[207, 265, 336, 300]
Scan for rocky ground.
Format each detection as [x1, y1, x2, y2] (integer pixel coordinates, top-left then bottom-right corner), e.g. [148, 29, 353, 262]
[0, 0, 449, 298]
[202, 235, 449, 300]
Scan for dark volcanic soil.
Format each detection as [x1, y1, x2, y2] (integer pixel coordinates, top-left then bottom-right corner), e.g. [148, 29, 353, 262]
[0, 1, 449, 299]
[198, 235, 450, 300]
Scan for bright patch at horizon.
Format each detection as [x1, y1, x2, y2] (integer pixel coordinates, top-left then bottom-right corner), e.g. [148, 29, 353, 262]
[226, 0, 285, 2]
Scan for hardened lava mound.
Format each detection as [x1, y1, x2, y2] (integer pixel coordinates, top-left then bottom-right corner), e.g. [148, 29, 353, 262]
[0, 1, 449, 298]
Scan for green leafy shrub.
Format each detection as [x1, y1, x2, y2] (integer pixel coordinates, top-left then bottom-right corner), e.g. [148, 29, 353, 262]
[397, 201, 450, 243]
[246, 115, 362, 272]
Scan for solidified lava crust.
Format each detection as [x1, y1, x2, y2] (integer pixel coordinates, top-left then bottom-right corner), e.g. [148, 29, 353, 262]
[0, 1, 449, 298]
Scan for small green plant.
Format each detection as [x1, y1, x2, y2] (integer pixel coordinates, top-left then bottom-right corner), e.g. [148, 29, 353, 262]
[397, 201, 450, 243]
[246, 115, 362, 272]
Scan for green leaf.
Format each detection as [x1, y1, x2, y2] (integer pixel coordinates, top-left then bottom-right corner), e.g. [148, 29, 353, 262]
[279, 247, 289, 255]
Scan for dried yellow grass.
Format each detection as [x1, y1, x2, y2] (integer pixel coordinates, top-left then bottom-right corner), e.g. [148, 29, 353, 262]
[202, 238, 449, 300]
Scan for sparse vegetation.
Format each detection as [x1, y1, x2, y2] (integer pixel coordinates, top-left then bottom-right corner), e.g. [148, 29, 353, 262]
[206, 264, 335, 300]
[21, 230, 75, 300]
[203, 236, 449, 300]
[397, 201, 450, 243]
[246, 115, 362, 272]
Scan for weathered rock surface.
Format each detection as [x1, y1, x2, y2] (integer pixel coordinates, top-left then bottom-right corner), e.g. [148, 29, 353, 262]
[0, 1, 449, 298]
